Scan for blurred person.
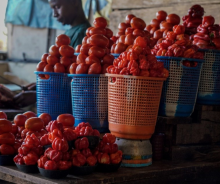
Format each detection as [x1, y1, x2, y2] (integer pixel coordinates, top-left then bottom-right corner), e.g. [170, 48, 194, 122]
[48, 0, 91, 48]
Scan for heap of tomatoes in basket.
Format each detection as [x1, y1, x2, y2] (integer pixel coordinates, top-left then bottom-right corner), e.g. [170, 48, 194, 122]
[107, 36, 169, 78]
[36, 34, 76, 78]
[73, 17, 115, 74]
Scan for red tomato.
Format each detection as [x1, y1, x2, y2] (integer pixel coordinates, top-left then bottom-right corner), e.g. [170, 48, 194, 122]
[52, 138, 69, 152]
[60, 57, 72, 67]
[110, 44, 116, 53]
[80, 44, 92, 55]
[156, 10, 167, 21]
[0, 119, 12, 134]
[202, 16, 215, 28]
[0, 111, 7, 119]
[76, 63, 89, 74]
[166, 14, 180, 25]
[75, 44, 81, 53]
[36, 61, 47, 71]
[90, 34, 109, 47]
[102, 54, 114, 65]
[101, 64, 110, 74]
[39, 113, 51, 126]
[131, 17, 146, 30]
[89, 27, 106, 36]
[59, 45, 74, 57]
[150, 19, 160, 28]
[153, 30, 163, 40]
[54, 63, 65, 73]
[150, 27, 157, 35]
[0, 144, 15, 155]
[118, 35, 126, 44]
[125, 33, 136, 45]
[76, 53, 87, 64]
[125, 14, 136, 24]
[105, 28, 113, 38]
[44, 160, 58, 170]
[86, 27, 93, 36]
[0, 133, 15, 145]
[125, 27, 134, 35]
[173, 25, 185, 35]
[41, 53, 49, 62]
[56, 34, 70, 47]
[17, 126, 25, 134]
[25, 117, 44, 131]
[69, 63, 78, 74]
[160, 21, 173, 31]
[134, 36, 147, 48]
[46, 55, 59, 65]
[57, 114, 75, 127]
[118, 22, 130, 31]
[133, 29, 144, 37]
[85, 55, 100, 65]
[23, 111, 37, 119]
[88, 46, 106, 58]
[145, 25, 152, 32]
[114, 43, 127, 54]
[44, 64, 54, 78]
[116, 31, 125, 37]
[93, 17, 107, 28]
[49, 45, 60, 57]
[88, 63, 102, 74]
[86, 155, 97, 166]
[14, 114, 27, 127]
[12, 124, 18, 135]
[82, 36, 89, 45]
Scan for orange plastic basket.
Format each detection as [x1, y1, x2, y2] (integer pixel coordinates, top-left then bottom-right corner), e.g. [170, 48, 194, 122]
[106, 74, 166, 140]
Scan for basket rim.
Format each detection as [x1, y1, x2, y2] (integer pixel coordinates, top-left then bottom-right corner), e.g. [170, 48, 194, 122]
[68, 74, 107, 77]
[198, 48, 220, 53]
[105, 73, 167, 81]
[156, 56, 204, 63]
[112, 53, 120, 57]
[34, 71, 68, 76]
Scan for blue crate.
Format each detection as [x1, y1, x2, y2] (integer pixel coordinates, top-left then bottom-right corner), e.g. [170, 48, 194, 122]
[156, 57, 204, 117]
[197, 49, 220, 105]
[112, 53, 120, 59]
[35, 71, 72, 120]
[68, 74, 108, 132]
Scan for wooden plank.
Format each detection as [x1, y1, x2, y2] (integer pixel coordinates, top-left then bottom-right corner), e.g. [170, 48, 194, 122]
[112, 0, 220, 9]
[109, 3, 220, 34]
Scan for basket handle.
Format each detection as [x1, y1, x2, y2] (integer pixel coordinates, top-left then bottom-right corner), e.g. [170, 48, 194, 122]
[180, 59, 199, 69]
[37, 74, 51, 81]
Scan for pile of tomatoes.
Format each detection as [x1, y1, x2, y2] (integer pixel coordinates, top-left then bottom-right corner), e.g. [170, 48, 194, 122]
[107, 36, 169, 78]
[73, 17, 114, 74]
[36, 34, 76, 78]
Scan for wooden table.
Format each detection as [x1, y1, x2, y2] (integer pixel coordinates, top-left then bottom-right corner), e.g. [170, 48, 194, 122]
[0, 161, 220, 184]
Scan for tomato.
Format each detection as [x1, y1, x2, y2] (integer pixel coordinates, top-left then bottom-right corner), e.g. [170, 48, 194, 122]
[85, 55, 100, 65]
[12, 124, 18, 135]
[17, 126, 25, 134]
[46, 55, 59, 65]
[101, 64, 110, 74]
[0, 144, 15, 155]
[25, 117, 44, 131]
[88, 63, 102, 74]
[56, 34, 70, 47]
[99, 153, 110, 164]
[102, 54, 114, 65]
[52, 138, 69, 153]
[202, 16, 215, 28]
[212, 37, 220, 49]
[82, 36, 89, 45]
[134, 36, 147, 48]
[60, 57, 72, 67]
[102, 133, 116, 144]
[53, 63, 65, 73]
[156, 10, 167, 21]
[110, 150, 122, 164]
[49, 45, 60, 57]
[0, 133, 15, 145]
[150, 27, 157, 35]
[23, 111, 37, 119]
[76, 63, 89, 74]
[88, 46, 106, 58]
[114, 43, 127, 54]
[125, 27, 134, 35]
[36, 61, 47, 71]
[173, 25, 185, 34]
[38, 156, 49, 169]
[160, 21, 173, 31]
[80, 44, 92, 55]
[69, 63, 78, 74]
[133, 29, 144, 37]
[145, 25, 152, 32]
[57, 114, 74, 127]
[163, 30, 169, 38]
[86, 27, 93, 37]
[131, 17, 146, 30]
[75, 44, 81, 53]
[90, 34, 109, 48]
[14, 114, 27, 127]
[118, 22, 130, 32]
[93, 17, 107, 28]
[153, 30, 163, 40]
[116, 31, 125, 37]
[89, 27, 106, 36]
[44, 64, 54, 78]
[111, 44, 116, 53]
[75, 137, 89, 150]
[41, 53, 49, 62]
[0, 119, 12, 134]
[166, 14, 180, 25]
[59, 45, 74, 57]
[150, 19, 160, 28]
[125, 14, 136, 24]
[38, 113, 51, 126]
[118, 35, 126, 44]
[0, 111, 7, 119]
[105, 28, 113, 38]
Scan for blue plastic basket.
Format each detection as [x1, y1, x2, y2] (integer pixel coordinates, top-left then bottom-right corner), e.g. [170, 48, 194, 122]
[156, 56, 204, 117]
[197, 49, 220, 105]
[112, 53, 120, 59]
[68, 74, 108, 132]
[35, 71, 72, 120]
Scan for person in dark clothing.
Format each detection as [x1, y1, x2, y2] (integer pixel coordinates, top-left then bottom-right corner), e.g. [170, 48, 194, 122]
[48, 0, 91, 48]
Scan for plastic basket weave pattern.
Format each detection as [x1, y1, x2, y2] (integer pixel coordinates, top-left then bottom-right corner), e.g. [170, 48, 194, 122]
[107, 74, 166, 139]
[156, 56, 204, 117]
[197, 49, 220, 105]
[68, 74, 108, 132]
[35, 72, 72, 120]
